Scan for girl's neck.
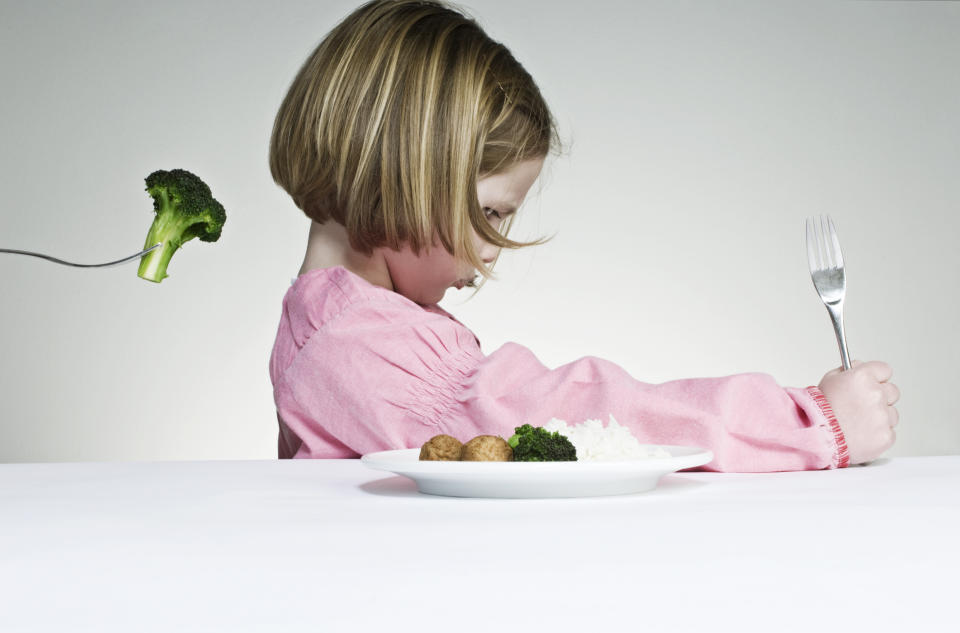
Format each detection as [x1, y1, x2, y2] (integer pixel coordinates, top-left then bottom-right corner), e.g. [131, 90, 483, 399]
[299, 220, 394, 290]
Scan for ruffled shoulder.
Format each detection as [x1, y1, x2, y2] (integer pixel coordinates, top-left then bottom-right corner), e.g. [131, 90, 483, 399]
[282, 266, 479, 348]
[273, 270, 485, 455]
[283, 266, 403, 348]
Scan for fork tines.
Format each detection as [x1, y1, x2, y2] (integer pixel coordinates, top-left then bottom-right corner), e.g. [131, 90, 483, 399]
[806, 215, 844, 271]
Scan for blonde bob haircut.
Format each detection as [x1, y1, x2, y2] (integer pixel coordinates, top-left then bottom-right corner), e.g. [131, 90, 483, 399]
[269, 0, 562, 279]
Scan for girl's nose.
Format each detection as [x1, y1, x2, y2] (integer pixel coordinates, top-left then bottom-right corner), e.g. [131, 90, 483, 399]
[481, 244, 499, 264]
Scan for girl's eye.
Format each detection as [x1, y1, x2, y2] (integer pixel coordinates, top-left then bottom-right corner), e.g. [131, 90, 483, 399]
[484, 207, 502, 220]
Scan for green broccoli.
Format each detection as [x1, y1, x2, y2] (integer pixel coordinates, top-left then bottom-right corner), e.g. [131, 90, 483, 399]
[507, 424, 577, 462]
[137, 168, 226, 283]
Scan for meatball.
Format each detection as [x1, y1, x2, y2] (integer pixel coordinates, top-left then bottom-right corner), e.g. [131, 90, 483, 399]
[460, 435, 513, 461]
[419, 434, 463, 461]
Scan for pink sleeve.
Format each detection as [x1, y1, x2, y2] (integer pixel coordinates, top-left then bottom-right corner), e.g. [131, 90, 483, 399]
[451, 343, 849, 472]
[276, 304, 848, 472]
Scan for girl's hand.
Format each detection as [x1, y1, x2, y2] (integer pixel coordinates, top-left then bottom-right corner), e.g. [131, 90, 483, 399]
[818, 360, 900, 465]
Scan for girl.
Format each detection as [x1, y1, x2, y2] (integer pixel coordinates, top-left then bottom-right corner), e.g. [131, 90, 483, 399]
[267, 0, 900, 471]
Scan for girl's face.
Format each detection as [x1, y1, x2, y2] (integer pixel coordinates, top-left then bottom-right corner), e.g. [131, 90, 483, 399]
[384, 157, 545, 305]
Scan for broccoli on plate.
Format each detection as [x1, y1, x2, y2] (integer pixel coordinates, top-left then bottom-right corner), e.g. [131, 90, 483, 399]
[507, 424, 577, 462]
[137, 168, 226, 283]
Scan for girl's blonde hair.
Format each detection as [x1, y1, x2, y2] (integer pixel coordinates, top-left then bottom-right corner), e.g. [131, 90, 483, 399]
[269, 0, 562, 278]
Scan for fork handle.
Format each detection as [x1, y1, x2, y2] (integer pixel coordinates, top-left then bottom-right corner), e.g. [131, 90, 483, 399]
[0, 244, 161, 268]
[825, 302, 852, 371]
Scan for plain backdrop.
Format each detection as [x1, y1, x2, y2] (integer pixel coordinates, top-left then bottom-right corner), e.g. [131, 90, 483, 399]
[0, 0, 957, 463]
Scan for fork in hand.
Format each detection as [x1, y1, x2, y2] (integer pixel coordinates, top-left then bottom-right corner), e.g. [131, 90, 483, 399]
[806, 215, 852, 370]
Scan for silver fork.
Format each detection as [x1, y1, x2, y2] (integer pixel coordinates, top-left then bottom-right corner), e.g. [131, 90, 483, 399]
[0, 243, 161, 268]
[805, 215, 851, 370]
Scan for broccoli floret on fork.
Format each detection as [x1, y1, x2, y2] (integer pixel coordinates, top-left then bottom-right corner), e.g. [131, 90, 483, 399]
[137, 168, 226, 283]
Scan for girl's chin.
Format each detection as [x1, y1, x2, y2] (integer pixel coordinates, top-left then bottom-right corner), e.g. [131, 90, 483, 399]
[413, 279, 466, 304]
[425, 287, 450, 304]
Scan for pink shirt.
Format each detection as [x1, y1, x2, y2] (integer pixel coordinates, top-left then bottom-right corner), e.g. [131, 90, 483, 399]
[269, 266, 849, 472]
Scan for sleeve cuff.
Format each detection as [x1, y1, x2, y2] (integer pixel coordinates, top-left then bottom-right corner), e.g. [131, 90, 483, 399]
[806, 385, 850, 468]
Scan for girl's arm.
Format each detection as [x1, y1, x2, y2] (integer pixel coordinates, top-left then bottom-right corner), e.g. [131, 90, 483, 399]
[274, 305, 847, 471]
[448, 342, 848, 472]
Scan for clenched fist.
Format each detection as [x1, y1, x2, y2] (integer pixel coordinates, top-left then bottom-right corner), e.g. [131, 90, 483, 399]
[818, 360, 900, 465]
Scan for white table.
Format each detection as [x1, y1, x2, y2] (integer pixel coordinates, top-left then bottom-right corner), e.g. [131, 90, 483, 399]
[1, 457, 957, 632]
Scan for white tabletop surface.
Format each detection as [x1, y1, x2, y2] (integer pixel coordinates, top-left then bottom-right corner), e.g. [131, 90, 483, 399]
[1, 456, 957, 633]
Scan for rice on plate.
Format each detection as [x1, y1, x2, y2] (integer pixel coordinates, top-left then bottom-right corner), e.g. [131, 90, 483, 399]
[543, 415, 671, 461]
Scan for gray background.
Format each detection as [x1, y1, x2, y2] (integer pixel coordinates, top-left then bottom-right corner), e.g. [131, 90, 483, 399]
[0, 0, 957, 462]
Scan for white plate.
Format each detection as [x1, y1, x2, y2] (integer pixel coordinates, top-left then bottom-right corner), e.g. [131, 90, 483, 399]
[360, 445, 713, 498]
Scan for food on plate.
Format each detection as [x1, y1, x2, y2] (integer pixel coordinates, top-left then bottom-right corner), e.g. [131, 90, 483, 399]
[460, 435, 513, 461]
[507, 424, 577, 462]
[419, 434, 463, 461]
[417, 416, 669, 462]
[544, 415, 671, 461]
[137, 168, 227, 283]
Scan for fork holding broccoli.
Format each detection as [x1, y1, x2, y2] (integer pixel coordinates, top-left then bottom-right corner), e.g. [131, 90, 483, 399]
[137, 168, 226, 283]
